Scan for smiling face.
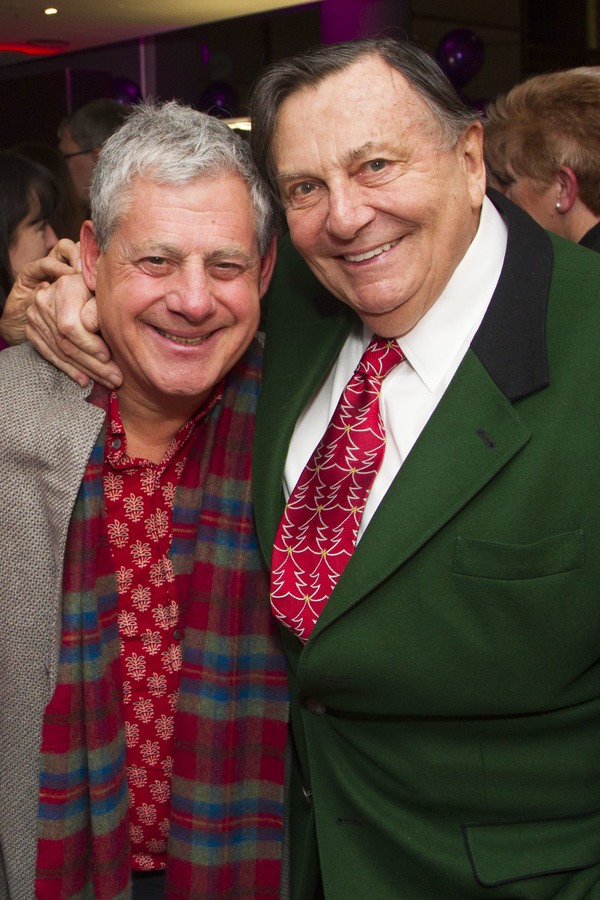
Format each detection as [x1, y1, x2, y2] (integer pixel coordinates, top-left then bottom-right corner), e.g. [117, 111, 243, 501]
[271, 55, 486, 338]
[81, 173, 275, 424]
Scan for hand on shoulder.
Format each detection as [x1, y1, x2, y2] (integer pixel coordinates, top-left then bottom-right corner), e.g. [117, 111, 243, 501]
[0, 241, 78, 346]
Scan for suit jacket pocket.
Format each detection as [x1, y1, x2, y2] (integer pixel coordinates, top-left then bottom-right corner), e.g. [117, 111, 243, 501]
[463, 807, 600, 887]
[453, 530, 584, 580]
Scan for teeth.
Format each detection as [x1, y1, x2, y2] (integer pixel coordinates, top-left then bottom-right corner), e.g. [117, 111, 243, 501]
[344, 239, 400, 263]
[155, 328, 209, 345]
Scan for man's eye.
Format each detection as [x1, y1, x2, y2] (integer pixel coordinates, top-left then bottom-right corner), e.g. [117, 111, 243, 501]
[213, 262, 244, 278]
[137, 256, 171, 275]
[291, 182, 317, 198]
[365, 159, 387, 174]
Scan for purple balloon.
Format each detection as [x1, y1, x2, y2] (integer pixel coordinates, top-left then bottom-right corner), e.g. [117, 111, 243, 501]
[198, 81, 239, 119]
[436, 29, 484, 89]
[111, 77, 142, 105]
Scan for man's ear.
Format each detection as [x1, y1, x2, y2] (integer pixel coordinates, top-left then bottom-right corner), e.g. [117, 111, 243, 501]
[556, 166, 579, 213]
[258, 235, 278, 299]
[80, 220, 101, 293]
[462, 121, 487, 209]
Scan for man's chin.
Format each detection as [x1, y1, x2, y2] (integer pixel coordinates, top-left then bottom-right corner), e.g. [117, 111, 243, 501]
[336, 291, 424, 338]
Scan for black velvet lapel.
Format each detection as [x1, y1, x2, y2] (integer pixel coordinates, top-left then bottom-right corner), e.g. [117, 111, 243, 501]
[471, 189, 552, 402]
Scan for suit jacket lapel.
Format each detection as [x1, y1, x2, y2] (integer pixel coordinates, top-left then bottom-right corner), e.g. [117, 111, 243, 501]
[471, 189, 551, 401]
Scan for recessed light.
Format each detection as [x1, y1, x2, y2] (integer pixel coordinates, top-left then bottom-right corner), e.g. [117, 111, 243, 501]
[45, 7, 58, 14]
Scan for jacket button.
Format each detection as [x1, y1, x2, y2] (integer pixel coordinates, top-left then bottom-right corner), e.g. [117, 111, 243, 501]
[306, 697, 326, 715]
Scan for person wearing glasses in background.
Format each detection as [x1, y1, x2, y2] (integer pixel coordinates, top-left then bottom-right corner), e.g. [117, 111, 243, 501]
[58, 98, 133, 214]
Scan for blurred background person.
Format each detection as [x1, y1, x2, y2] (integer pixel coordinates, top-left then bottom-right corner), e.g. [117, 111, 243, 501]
[14, 141, 85, 241]
[58, 98, 133, 213]
[485, 67, 600, 251]
[0, 151, 57, 314]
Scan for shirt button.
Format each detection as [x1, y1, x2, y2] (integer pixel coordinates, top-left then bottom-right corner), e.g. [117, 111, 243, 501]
[111, 438, 122, 450]
[306, 697, 326, 716]
[173, 629, 182, 641]
[166, 548, 173, 559]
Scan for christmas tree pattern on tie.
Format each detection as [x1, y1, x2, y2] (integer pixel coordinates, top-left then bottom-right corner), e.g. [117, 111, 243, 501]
[270, 336, 405, 642]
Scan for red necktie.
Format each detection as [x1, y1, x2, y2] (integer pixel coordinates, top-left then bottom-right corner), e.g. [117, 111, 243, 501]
[270, 336, 405, 642]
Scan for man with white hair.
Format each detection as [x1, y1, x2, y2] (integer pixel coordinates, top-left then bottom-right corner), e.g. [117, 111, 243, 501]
[0, 101, 287, 900]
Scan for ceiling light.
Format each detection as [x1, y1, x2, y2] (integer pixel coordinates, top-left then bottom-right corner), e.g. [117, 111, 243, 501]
[0, 40, 67, 55]
[45, 7, 58, 14]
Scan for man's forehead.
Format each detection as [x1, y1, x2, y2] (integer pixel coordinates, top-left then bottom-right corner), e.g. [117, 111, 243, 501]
[273, 59, 433, 147]
[272, 68, 438, 175]
[279, 56, 420, 114]
[105, 173, 258, 259]
[122, 171, 254, 221]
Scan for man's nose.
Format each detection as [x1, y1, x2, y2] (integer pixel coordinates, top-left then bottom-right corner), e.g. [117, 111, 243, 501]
[165, 266, 216, 320]
[326, 181, 376, 240]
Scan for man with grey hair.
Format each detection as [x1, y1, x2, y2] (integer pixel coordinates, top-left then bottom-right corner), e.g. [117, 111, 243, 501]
[7, 35, 600, 900]
[58, 98, 133, 209]
[0, 101, 287, 900]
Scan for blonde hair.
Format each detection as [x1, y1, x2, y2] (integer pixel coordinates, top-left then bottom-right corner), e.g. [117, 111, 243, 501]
[485, 67, 600, 215]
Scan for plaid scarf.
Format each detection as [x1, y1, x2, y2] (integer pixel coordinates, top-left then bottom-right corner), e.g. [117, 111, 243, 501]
[35, 341, 289, 899]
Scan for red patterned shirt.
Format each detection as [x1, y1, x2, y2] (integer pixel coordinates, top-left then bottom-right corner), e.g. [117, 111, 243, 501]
[103, 389, 220, 872]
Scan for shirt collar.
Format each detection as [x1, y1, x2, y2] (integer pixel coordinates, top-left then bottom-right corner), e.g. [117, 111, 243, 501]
[105, 381, 224, 469]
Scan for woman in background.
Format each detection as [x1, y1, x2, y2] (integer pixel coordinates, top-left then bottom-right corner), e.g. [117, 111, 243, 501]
[485, 67, 600, 251]
[13, 141, 85, 242]
[0, 151, 57, 314]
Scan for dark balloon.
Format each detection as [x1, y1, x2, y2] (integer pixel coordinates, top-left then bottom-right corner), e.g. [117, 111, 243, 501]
[198, 81, 239, 119]
[111, 77, 142, 104]
[436, 29, 485, 89]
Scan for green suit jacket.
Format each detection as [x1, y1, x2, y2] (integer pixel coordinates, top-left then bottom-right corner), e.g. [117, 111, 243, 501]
[253, 192, 600, 899]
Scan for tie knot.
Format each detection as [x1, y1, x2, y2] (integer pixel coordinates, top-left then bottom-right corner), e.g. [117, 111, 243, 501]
[357, 335, 405, 380]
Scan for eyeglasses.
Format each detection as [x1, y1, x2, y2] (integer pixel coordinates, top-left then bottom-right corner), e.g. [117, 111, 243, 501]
[61, 148, 93, 159]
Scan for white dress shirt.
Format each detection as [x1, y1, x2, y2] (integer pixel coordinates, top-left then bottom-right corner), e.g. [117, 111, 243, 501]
[283, 196, 509, 539]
